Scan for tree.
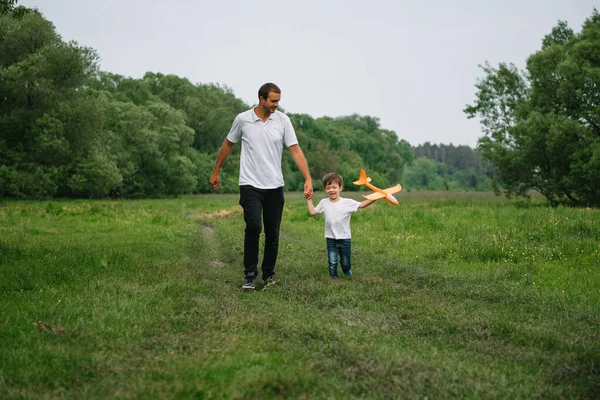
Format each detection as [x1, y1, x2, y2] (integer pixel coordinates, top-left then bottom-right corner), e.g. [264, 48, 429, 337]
[0, 10, 100, 197]
[403, 157, 445, 190]
[0, 0, 35, 19]
[0, 0, 16, 14]
[465, 10, 600, 206]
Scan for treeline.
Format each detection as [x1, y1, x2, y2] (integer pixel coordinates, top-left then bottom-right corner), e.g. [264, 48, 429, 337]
[3, 2, 599, 206]
[2, 2, 492, 199]
[0, 4, 417, 198]
[406, 143, 493, 191]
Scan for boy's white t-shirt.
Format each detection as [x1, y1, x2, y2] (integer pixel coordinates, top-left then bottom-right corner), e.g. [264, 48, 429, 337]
[314, 197, 361, 239]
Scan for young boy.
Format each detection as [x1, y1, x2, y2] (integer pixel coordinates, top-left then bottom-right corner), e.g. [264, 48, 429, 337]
[307, 172, 375, 278]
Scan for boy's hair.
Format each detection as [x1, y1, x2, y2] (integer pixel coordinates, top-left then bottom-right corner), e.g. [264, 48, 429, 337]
[258, 82, 281, 100]
[322, 172, 343, 188]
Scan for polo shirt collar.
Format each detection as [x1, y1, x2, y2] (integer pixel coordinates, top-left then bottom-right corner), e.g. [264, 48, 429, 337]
[252, 108, 274, 122]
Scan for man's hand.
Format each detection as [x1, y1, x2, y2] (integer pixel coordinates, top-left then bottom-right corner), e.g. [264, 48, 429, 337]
[210, 172, 220, 191]
[304, 180, 313, 200]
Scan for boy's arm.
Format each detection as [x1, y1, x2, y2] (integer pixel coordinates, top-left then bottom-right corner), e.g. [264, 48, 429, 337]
[307, 198, 318, 216]
[358, 199, 375, 209]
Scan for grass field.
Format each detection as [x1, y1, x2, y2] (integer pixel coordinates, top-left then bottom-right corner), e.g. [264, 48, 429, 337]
[1, 191, 598, 399]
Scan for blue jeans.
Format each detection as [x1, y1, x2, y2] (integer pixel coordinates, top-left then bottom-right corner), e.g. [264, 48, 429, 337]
[326, 238, 352, 277]
[239, 185, 284, 281]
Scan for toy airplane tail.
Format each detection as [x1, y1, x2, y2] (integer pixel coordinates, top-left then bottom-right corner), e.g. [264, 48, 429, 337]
[352, 169, 372, 185]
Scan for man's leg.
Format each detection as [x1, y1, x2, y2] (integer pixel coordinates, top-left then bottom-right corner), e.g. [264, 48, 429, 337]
[261, 187, 284, 281]
[239, 186, 264, 283]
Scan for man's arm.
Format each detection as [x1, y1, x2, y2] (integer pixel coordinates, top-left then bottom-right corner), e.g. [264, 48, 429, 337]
[288, 144, 313, 199]
[210, 138, 235, 190]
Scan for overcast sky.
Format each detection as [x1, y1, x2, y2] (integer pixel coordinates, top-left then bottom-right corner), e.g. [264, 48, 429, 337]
[19, 0, 598, 147]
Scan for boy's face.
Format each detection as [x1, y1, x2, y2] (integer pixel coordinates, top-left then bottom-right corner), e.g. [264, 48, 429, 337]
[325, 182, 342, 201]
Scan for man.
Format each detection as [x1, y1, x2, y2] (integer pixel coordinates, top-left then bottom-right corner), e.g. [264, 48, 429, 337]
[210, 83, 313, 290]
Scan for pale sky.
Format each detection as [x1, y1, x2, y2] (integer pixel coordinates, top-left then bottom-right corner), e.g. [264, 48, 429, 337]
[18, 0, 598, 147]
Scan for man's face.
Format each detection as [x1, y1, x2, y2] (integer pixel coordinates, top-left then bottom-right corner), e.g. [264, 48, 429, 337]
[260, 91, 280, 114]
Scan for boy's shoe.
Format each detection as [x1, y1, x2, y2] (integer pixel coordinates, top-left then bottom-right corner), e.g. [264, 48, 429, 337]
[242, 277, 255, 290]
[343, 269, 353, 277]
[261, 275, 276, 291]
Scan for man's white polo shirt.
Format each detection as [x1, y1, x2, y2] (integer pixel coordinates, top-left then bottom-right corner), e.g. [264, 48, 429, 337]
[227, 108, 298, 189]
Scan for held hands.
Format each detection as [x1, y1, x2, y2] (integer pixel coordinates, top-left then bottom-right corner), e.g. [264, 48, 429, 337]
[209, 172, 219, 191]
[304, 180, 313, 200]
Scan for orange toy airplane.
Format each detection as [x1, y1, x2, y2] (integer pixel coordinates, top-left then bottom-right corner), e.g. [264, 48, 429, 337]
[353, 169, 402, 206]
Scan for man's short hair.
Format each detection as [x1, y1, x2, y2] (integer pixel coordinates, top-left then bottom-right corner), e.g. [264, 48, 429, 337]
[258, 83, 281, 100]
[322, 172, 343, 188]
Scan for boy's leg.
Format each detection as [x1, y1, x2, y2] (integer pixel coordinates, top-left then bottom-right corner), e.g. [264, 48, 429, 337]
[326, 238, 339, 277]
[339, 239, 352, 276]
[261, 187, 284, 281]
[239, 186, 264, 282]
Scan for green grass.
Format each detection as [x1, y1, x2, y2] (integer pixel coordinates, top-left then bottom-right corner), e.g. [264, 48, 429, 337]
[1, 192, 598, 399]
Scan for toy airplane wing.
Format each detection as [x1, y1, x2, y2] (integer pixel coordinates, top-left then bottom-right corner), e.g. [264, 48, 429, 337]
[363, 184, 402, 200]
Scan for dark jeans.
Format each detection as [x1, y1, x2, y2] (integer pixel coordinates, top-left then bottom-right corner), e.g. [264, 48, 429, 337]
[326, 238, 352, 277]
[239, 185, 284, 281]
